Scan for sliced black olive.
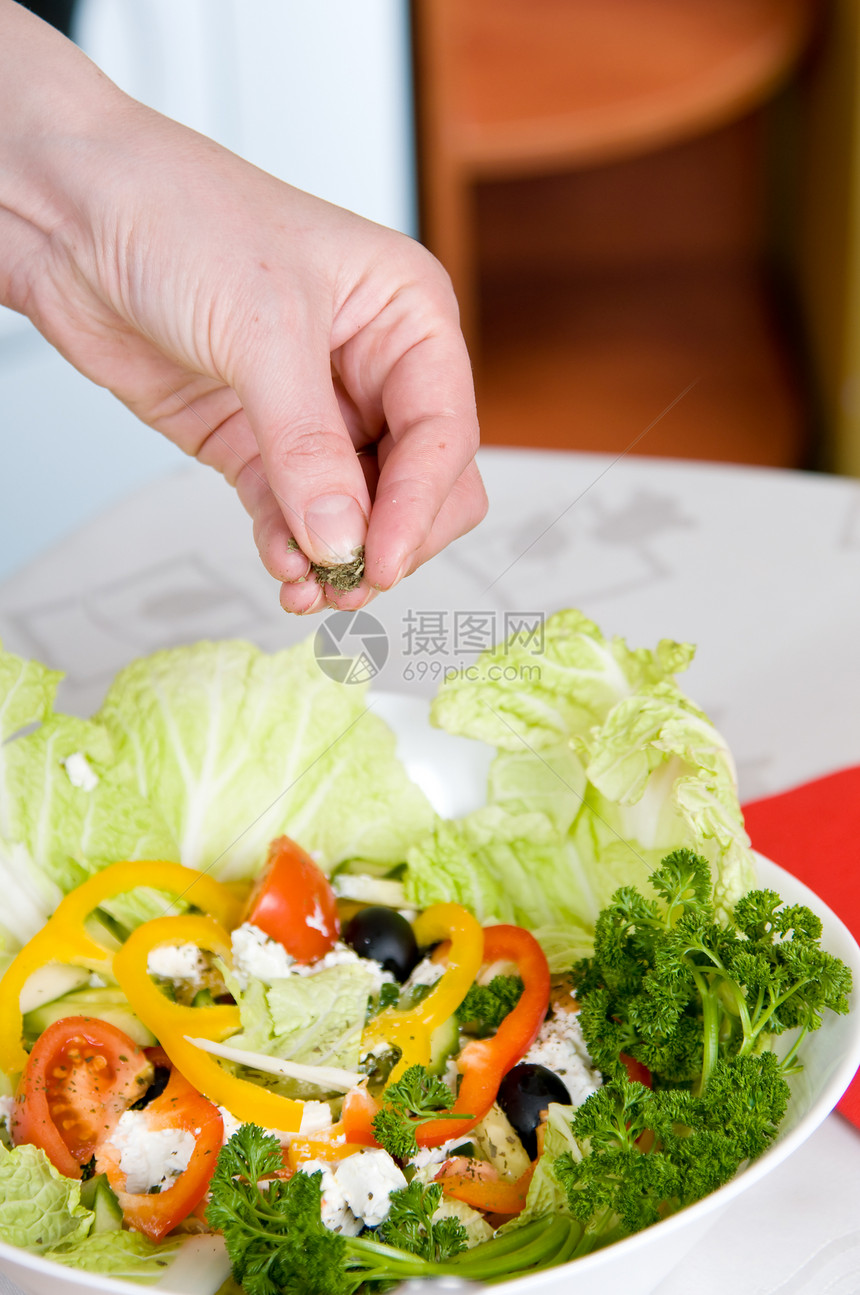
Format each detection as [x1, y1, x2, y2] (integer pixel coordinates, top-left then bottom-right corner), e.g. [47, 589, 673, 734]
[497, 1062, 570, 1159]
[343, 906, 419, 982]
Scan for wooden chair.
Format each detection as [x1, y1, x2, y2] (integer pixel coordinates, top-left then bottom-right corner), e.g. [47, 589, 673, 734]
[413, 0, 816, 464]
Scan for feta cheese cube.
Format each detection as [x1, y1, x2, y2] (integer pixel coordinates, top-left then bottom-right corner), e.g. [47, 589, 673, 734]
[109, 1109, 195, 1194]
[297, 1159, 362, 1236]
[333, 1149, 407, 1227]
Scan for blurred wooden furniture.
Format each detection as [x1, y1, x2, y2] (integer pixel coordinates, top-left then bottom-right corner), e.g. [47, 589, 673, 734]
[795, 0, 860, 475]
[412, 0, 815, 465]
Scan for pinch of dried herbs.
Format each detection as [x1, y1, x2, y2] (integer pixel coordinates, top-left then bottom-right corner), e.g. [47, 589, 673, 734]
[310, 545, 366, 593]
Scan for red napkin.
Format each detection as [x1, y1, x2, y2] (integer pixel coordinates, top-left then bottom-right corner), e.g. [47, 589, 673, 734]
[741, 766, 860, 1125]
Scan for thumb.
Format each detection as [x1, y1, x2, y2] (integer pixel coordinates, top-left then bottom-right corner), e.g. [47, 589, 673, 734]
[238, 347, 370, 570]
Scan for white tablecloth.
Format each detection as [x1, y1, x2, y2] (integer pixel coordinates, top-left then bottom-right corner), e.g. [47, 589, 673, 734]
[1, 447, 859, 1294]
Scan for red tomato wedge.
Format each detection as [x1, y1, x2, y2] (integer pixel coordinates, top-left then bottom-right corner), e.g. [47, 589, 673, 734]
[621, 1052, 652, 1087]
[96, 1056, 224, 1242]
[10, 1016, 153, 1178]
[244, 835, 339, 963]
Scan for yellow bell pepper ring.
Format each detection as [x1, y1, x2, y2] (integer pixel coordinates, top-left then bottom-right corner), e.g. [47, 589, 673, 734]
[0, 860, 243, 1075]
[360, 902, 484, 1086]
[113, 914, 311, 1132]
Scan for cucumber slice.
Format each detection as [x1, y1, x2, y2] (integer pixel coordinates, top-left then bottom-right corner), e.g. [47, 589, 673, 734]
[19, 964, 92, 1014]
[81, 1174, 123, 1233]
[23, 988, 157, 1047]
[427, 1014, 460, 1076]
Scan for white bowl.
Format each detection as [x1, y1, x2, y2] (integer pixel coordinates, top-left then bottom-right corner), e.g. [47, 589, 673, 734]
[2, 693, 859, 1295]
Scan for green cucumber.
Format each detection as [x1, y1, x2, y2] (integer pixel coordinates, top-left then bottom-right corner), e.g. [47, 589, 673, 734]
[81, 1174, 123, 1233]
[18, 964, 92, 1014]
[23, 987, 157, 1047]
[427, 1014, 460, 1076]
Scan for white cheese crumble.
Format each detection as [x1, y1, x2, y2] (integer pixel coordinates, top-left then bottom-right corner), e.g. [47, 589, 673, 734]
[231, 924, 395, 996]
[523, 1008, 602, 1107]
[0, 1096, 14, 1128]
[217, 1104, 325, 1147]
[297, 1160, 362, 1236]
[298, 1149, 408, 1232]
[110, 1109, 196, 1194]
[404, 956, 445, 992]
[409, 1136, 463, 1176]
[332, 1149, 407, 1227]
[62, 752, 99, 792]
[293, 942, 395, 995]
[218, 1106, 243, 1146]
[146, 942, 207, 984]
[230, 923, 295, 987]
[299, 1101, 334, 1135]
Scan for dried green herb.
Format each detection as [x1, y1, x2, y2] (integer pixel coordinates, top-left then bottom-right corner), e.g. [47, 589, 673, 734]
[310, 546, 366, 593]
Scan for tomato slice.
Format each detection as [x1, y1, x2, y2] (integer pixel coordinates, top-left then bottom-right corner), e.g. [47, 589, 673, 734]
[620, 1052, 652, 1087]
[244, 835, 339, 963]
[96, 1057, 224, 1242]
[10, 1016, 153, 1178]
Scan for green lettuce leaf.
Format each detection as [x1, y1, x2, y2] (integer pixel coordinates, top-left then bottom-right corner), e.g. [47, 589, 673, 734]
[430, 608, 694, 752]
[0, 1143, 91, 1252]
[0, 714, 177, 896]
[0, 642, 178, 918]
[582, 682, 755, 914]
[46, 1230, 179, 1282]
[422, 611, 756, 933]
[488, 741, 585, 835]
[404, 808, 592, 968]
[0, 836, 62, 956]
[96, 638, 433, 880]
[227, 963, 376, 1073]
[0, 643, 62, 746]
[501, 1103, 584, 1232]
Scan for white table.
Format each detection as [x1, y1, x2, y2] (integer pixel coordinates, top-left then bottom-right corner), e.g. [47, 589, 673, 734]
[1, 448, 859, 1294]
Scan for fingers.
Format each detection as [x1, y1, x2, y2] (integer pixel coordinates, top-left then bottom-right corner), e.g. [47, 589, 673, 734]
[384, 460, 488, 580]
[235, 320, 372, 572]
[360, 335, 482, 588]
[331, 261, 481, 590]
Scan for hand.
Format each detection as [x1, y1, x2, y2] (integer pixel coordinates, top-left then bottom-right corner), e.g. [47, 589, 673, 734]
[0, 2, 487, 612]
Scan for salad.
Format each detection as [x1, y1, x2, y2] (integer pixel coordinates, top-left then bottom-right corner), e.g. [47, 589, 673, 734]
[0, 609, 851, 1292]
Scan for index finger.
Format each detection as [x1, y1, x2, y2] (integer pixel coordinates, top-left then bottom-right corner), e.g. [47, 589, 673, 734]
[362, 327, 482, 589]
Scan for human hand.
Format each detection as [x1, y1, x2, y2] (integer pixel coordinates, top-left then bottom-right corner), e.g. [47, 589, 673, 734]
[0, 2, 487, 612]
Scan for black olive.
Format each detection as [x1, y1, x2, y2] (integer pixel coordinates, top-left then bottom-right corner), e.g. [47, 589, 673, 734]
[342, 906, 419, 982]
[497, 1062, 570, 1159]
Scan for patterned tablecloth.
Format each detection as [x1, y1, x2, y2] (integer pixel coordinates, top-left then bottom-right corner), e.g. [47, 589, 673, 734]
[1, 447, 859, 1294]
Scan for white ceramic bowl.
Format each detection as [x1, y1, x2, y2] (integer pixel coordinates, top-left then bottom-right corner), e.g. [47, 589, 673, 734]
[2, 693, 859, 1295]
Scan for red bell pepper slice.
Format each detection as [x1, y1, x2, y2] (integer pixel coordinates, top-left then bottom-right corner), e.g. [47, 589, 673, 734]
[435, 1159, 536, 1216]
[343, 923, 550, 1148]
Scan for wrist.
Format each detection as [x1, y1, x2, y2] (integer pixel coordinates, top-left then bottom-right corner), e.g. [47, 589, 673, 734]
[0, 0, 129, 312]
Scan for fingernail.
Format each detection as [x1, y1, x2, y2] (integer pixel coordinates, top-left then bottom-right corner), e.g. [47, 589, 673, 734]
[298, 587, 327, 616]
[281, 547, 311, 583]
[304, 494, 367, 564]
[387, 556, 411, 589]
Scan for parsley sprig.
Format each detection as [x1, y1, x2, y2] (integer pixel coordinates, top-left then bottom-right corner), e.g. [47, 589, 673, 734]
[555, 1056, 790, 1247]
[456, 974, 524, 1035]
[572, 848, 852, 1092]
[372, 1064, 470, 1160]
[547, 848, 853, 1251]
[207, 1124, 579, 1294]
